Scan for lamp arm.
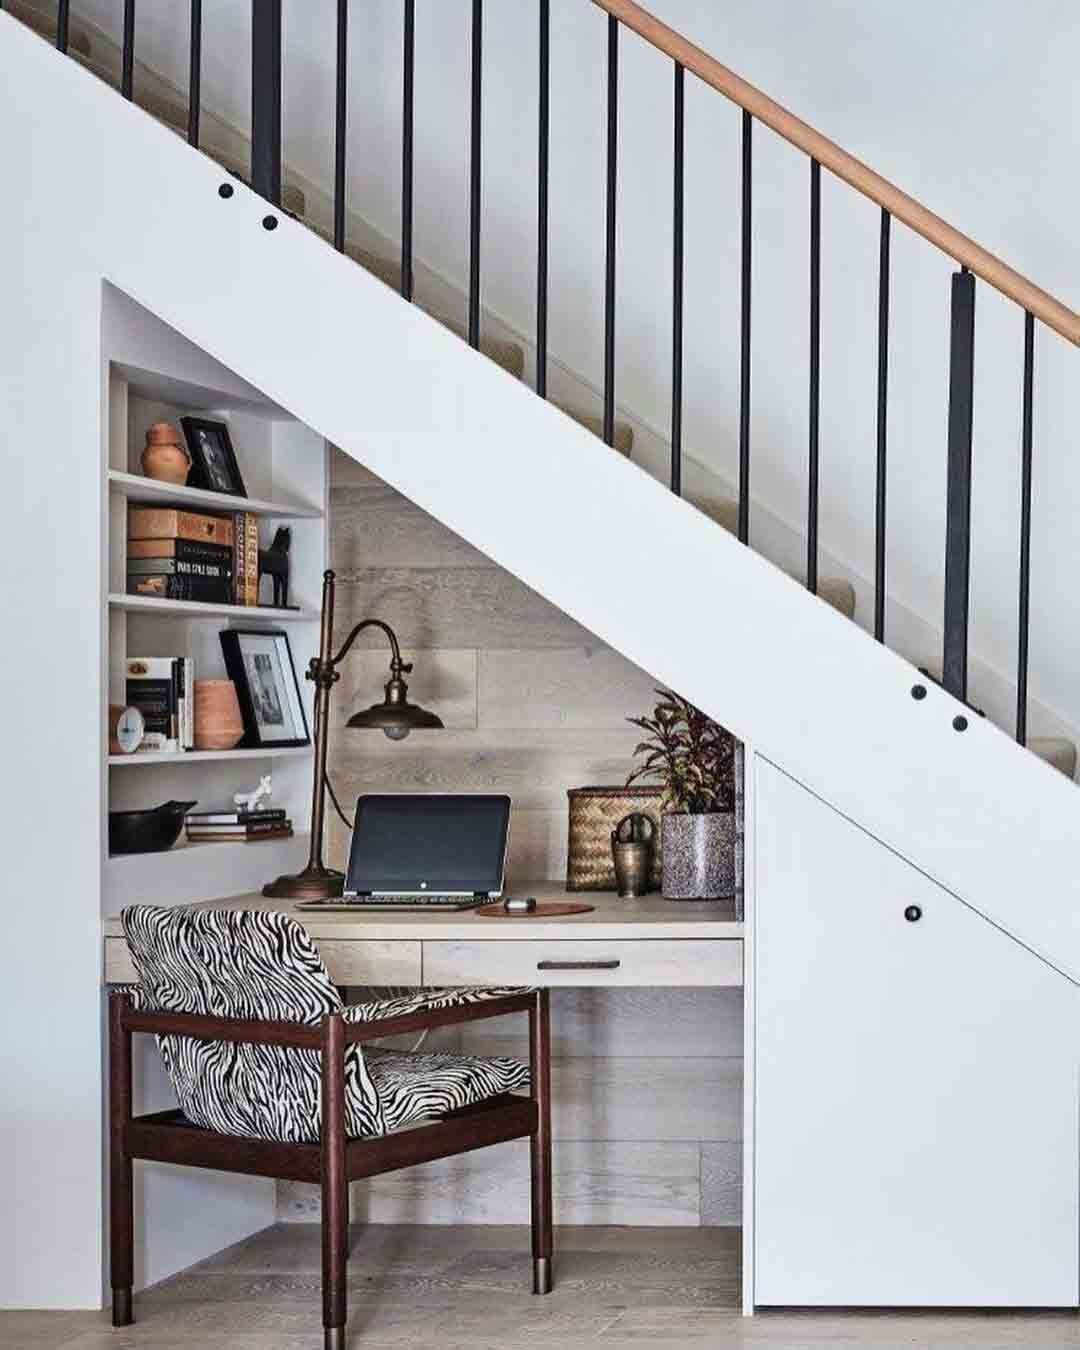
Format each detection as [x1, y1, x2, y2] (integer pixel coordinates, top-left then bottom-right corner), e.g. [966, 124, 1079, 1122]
[329, 618, 407, 672]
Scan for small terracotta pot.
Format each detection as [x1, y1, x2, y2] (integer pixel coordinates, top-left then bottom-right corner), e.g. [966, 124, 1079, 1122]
[194, 680, 244, 751]
[141, 421, 191, 485]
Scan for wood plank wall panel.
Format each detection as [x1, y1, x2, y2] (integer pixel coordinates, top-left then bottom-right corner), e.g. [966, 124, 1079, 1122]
[295, 448, 742, 1226]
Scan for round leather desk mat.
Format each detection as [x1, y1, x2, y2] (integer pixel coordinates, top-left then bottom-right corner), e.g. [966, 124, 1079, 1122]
[474, 902, 596, 918]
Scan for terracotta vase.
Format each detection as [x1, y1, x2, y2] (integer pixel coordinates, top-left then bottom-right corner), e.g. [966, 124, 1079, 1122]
[141, 421, 191, 485]
[194, 680, 244, 751]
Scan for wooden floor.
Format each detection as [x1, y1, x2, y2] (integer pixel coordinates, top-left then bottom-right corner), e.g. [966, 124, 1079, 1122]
[5, 1224, 1080, 1349]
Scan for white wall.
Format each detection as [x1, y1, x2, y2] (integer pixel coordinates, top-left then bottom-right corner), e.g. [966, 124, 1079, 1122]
[68, 0, 1080, 741]
[5, 8, 1080, 1308]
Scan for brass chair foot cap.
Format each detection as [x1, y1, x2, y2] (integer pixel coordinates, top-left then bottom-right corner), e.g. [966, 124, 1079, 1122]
[532, 1256, 553, 1295]
[324, 1327, 345, 1350]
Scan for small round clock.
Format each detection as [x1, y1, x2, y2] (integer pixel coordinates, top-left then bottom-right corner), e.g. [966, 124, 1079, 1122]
[115, 705, 146, 755]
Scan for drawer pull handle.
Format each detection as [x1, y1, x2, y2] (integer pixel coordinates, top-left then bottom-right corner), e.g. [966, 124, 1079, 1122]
[536, 959, 621, 971]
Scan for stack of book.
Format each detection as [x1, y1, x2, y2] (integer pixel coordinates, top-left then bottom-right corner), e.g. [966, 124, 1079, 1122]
[126, 656, 195, 753]
[128, 508, 233, 603]
[127, 506, 263, 606]
[185, 807, 293, 844]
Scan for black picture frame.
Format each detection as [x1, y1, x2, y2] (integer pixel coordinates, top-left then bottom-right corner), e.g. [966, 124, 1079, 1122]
[220, 628, 310, 749]
[181, 416, 247, 498]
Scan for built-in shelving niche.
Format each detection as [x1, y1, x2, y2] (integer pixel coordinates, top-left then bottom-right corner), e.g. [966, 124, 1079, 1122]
[103, 359, 326, 914]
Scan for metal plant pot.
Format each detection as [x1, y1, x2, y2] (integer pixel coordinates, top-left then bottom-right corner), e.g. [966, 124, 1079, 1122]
[661, 812, 735, 900]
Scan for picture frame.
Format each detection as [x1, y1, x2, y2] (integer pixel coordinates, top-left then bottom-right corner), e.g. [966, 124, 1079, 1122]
[219, 629, 310, 749]
[180, 416, 247, 498]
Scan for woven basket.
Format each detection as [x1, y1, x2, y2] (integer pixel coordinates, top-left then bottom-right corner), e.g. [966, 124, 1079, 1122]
[566, 785, 664, 892]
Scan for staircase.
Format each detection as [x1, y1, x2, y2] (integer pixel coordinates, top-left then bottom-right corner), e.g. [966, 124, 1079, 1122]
[4, 1, 1080, 970]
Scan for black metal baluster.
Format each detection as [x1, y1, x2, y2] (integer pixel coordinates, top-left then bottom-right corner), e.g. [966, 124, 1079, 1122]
[671, 61, 684, 495]
[536, 0, 550, 397]
[942, 269, 976, 702]
[874, 208, 891, 642]
[188, 0, 202, 146]
[333, 0, 348, 251]
[468, 0, 483, 348]
[1016, 311, 1035, 744]
[737, 110, 752, 543]
[121, 0, 135, 100]
[250, 0, 282, 206]
[401, 0, 415, 299]
[807, 158, 821, 591]
[603, 14, 618, 446]
[56, 0, 70, 52]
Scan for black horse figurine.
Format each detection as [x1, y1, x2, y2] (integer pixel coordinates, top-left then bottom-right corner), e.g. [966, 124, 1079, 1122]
[258, 526, 291, 608]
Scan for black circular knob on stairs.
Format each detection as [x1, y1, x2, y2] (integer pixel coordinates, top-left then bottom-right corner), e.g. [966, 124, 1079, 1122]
[262, 214, 279, 231]
[911, 684, 927, 700]
[953, 715, 968, 732]
[904, 905, 922, 922]
[218, 183, 234, 199]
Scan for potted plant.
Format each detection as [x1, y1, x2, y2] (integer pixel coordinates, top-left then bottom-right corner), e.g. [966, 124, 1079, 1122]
[626, 689, 737, 900]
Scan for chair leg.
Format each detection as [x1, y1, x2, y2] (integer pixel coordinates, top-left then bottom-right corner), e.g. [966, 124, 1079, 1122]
[109, 993, 134, 1326]
[529, 989, 553, 1295]
[321, 1012, 348, 1348]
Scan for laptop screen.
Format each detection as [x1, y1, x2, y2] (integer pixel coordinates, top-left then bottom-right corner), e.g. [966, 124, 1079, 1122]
[345, 794, 511, 895]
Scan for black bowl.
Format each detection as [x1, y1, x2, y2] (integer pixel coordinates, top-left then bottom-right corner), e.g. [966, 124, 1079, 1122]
[108, 800, 197, 856]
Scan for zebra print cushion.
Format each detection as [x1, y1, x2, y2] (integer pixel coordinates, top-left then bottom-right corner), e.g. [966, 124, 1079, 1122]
[121, 906, 529, 1145]
[365, 1048, 530, 1131]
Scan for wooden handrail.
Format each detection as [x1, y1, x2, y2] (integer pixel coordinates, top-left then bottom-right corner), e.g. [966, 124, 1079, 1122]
[593, 0, 1080, 347]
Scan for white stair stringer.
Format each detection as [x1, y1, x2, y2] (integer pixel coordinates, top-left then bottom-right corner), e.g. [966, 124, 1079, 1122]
[3, 14, 1080, 983]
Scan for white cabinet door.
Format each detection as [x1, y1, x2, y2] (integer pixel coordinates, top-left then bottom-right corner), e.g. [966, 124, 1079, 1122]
[753, 761, 1080, 1307]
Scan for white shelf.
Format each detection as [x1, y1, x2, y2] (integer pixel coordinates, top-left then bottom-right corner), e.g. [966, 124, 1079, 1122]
[103, 832, 311, 911]
[108, 470, 323, 520]
[109, 592, 318, 621]
[109, 747, 311, 767]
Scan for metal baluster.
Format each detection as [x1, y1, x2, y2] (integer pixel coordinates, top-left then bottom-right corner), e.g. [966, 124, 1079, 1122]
[401, 0, 415, 299]
[807, 158, 821, 591]
[874, 208, 891, 641]
[737, 110, 752, 543]
[603, 14, 618, 446]
[333, 0, 348, 251]
[1016, 311, 1035, 744]
[942, 269, 976, 702]
[121, 0, 135, 100]
[468, 0, 483, 348]
[56, 0, 69, 52]
[188, 0, 202, 146]
[250, 0, 282, 205]
[536, 0, 550, 397]
[671, 62, 684, 495]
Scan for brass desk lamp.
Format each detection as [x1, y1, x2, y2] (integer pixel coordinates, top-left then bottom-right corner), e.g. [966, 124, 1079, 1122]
[263, 569, 443, 900]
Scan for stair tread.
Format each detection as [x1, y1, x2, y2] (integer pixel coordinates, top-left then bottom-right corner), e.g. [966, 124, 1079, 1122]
[8, 1, 91, 56]
[557, 407, 634, 456]
[1029, 738, 1077, 778]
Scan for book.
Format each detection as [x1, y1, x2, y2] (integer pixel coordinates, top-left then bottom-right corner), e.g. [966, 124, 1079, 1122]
[187, 818, 292, 836]
[128, 507, 233, 547]
[186, 826, 294, 844]
[187, 808, 287, 825]
[128, 538, 235, 563]
[232, 511, 245, 606]
[128, 573, 233, 603]
[242, 513, 260, 606]
[126, 657, 179, 753]
[127, 557, 232, 578]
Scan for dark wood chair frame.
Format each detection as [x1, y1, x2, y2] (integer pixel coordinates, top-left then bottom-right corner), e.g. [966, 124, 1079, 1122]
[109, 987, 552, 1350]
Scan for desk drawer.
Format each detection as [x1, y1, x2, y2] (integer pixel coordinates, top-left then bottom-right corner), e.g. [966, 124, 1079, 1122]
[104, 937, 422, 989]
[423, 939, 741, 988]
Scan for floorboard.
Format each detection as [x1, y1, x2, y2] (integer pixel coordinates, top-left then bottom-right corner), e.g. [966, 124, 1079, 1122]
[3, 1224, 1079, 1349]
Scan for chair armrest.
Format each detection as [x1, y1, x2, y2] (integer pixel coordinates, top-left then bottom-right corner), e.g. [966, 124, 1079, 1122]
[342, 987, 535, 1044]
[111, 987, 324, 1049]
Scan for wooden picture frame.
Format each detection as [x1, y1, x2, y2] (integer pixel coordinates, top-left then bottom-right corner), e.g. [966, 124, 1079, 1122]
[220, 628, 310, 748]
[180, 416, 247, 498]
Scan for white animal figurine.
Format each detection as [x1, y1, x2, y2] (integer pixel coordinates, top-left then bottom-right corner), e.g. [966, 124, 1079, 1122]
[233, 775, 273, 815]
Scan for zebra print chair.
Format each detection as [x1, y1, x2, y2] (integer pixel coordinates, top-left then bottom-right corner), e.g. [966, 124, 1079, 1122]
[110, 905, 552, 1350]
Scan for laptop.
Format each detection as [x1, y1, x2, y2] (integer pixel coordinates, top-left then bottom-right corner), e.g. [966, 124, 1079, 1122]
[299, 793, 511, 911]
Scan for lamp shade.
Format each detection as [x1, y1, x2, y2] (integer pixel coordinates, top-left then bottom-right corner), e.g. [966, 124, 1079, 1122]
[346, 671, 443, 740]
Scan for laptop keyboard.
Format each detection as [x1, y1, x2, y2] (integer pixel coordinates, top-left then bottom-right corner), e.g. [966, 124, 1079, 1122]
[295, 894, 486, 911]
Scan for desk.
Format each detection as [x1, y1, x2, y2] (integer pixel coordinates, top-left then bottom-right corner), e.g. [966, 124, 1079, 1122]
[103, 882, 744, 988]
